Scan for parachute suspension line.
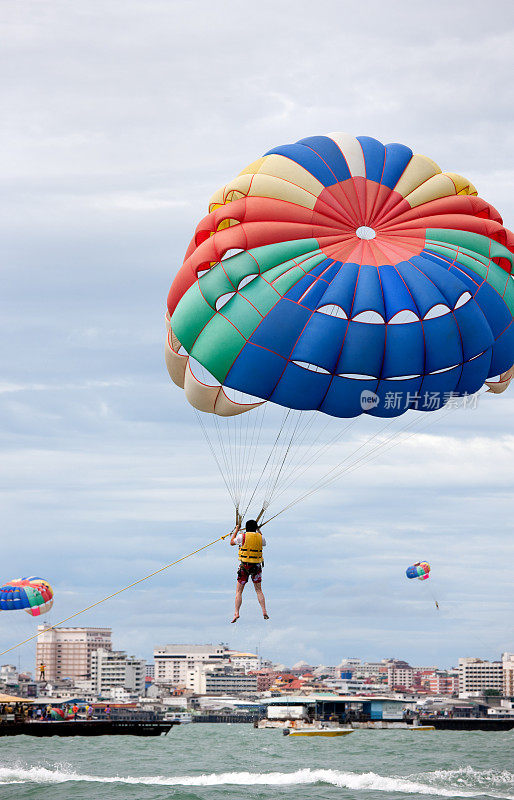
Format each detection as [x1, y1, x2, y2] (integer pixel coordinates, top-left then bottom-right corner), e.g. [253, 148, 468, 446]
[231, 411, 240, 505]
[243, 407, 292, 521]
[259, 409, 295, 513]
[264, 413, 430, 522]
[213, 413, 238, 506]
[262, 404, 458, 525]
[259, 407, 305, 517]
[335, 399, 466, 486]
[264, 414, 397, 514]
[194, 410, 237, 508]
[261, 410, 305, 513]
[253, 409, 294, 522]
[426, 582, 440, 611]
[235, 409, 243, 505]
[0, 532, 231, 659]
[265, 415, 360, 509]
[238, 396, 252, 505]
[239, 402, 268, 514]
[203, 410, 233, 504]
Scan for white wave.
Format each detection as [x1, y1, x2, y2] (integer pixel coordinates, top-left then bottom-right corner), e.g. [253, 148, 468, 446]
[415, 767, 514, 791]
[0, 765, 513, 798]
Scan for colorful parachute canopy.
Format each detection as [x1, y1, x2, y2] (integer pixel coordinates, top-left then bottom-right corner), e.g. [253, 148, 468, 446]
[406, 562, 431, 581]
[166, 133, 514, 419]
[0, 577, 53, 616]
[49, 707, 73, 720]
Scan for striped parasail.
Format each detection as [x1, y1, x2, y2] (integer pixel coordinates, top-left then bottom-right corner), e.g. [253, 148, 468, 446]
[166, 133, 514, 419]
[0, 577, 54, 616]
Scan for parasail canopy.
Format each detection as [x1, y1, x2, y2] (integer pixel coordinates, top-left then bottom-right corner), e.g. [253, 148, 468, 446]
[0, 577, 54, 617]
[167, 132, 514, 419]
[406, 562, 431, 581]
[165, 133, 514, 519]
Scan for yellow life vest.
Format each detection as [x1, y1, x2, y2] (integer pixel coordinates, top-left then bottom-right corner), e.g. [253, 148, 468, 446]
[238, 531, 263, 564]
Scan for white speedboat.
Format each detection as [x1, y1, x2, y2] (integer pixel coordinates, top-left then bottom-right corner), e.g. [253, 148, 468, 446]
[284, 726, 353, 738]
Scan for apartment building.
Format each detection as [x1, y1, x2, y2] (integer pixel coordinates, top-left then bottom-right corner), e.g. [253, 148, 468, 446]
[227, 652, 260, 673]
[153, 643, 230, 684]
[90, 649, 146, 695]
[189, 664, 258, 695]
[387, 661, 414, 689]
[502, 653, 514, 697]
[35, 626, 112, 681]
[458, 657, 503, 696]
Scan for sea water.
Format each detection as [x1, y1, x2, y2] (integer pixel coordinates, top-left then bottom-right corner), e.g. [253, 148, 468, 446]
[0, 724, 513, 799]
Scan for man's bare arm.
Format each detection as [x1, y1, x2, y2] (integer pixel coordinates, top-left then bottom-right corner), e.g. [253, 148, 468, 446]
[230, 523, 241, 546]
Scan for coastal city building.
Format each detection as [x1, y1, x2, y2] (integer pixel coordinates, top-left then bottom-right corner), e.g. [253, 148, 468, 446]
[387, 661, 414, 690]
[0, 664, 18, 684]
[35, 625, 112, 681]
[502, 653, 514, 697]
[227, 651, 261, 673]
[153, 643, 230, 685]
[458, 657, 504, 697]
[428, 671, 459, 695]
[5, 636, 512, 721]
[90, 649, 146, 695]
[312, 665, 340, 678]
[189, 664, 259, 695]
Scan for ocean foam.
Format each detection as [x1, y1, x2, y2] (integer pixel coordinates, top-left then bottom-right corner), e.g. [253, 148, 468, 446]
[0, 765, 513, 798]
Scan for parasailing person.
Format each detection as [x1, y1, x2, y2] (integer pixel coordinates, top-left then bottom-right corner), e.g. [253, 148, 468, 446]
[229, 518, 269, 623]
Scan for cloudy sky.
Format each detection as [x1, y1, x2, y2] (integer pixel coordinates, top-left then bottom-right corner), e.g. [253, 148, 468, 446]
[1, 0, 514, 673]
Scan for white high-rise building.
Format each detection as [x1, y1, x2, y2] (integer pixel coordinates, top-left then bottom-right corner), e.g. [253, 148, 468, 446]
[502, 653, 514, 697]
[458, 657, 503, 696]
[36, 626, 112, 681]
[90, 649, 146, 695]
[153, 644, 230, 685]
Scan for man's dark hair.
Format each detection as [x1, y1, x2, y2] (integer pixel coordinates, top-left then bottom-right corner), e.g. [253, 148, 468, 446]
[245, 519, 258, 532]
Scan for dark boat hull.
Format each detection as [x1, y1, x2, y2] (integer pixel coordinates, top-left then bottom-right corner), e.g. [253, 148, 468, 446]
[0, 720, 174, 736]
[422, 718, 514, 731]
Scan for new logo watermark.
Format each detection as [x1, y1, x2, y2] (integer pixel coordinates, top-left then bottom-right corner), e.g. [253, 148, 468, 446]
[360, 390, 379, 411]
[360, 389, 480, 412]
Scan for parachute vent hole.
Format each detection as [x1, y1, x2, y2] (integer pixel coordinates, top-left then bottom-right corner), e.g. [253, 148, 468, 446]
[222, 386, 265, 405]
[221, 248, 245, 261]
[292, 361, 331, 375]
[353, 310, 384, 324]
[356, 226, 376, 240]
[316, 304, 347, 319]
[385, 374, 421, 381]
[424, 304, 451, 320]
[238, 274, 259, 291]
[429, 364, 459, 375]
[454, 291, 472, 309]
[338, 373, 377, 381]
[215, 292, 236, 311]
[388, 310, 419, 324]
[188, 357, 221, 387]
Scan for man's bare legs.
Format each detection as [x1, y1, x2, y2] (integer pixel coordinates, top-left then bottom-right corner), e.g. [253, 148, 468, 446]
[231, 581, 244, 623]
[254, 581, 269, 619]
